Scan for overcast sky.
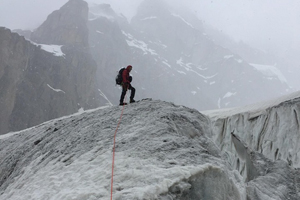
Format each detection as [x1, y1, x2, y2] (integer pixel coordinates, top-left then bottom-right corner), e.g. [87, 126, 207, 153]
[192, 0, 300, 53]
[0, 0, 299, 55]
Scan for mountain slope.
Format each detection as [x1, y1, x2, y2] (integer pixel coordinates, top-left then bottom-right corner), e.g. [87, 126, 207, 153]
[0, 0, 291, 131]
[86, 0, 290, 110]
[0, 31, 99, 135]
[0, 0, 101, 135]
[129, 0, 290, 109]
[87, 4, 132, 105]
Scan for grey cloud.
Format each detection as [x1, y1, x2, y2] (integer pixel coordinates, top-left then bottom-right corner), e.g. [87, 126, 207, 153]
[1, 0, 299, 66]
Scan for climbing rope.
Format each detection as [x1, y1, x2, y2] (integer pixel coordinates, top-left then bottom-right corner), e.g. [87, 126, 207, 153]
[110, 88, 128, 200]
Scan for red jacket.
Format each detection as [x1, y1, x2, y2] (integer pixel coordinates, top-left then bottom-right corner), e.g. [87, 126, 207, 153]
[122, 66, 131, 84]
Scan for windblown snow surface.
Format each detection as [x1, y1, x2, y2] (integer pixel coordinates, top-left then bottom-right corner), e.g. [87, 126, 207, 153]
[1, 97, 300, 199]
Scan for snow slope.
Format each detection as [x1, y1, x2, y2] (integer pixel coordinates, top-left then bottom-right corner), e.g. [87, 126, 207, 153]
[0, 99, 245, 200]
[250, 63, 288, 84]
[1, 97, 300, 199]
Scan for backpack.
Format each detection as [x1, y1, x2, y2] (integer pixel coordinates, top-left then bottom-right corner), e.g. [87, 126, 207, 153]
[115, 68, 125, 85]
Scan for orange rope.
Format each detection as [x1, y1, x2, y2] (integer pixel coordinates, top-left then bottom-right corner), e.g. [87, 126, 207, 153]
[111, 88, 128, 200]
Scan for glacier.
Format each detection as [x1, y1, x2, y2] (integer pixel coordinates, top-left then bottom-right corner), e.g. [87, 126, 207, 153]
[1, 95, 300, 199]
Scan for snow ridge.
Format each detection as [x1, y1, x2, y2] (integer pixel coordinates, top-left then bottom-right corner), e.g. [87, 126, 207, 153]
[2, 96, 300, 199]
[0, 99, 244, 200]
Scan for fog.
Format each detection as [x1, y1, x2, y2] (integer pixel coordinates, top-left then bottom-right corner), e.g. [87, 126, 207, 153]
[2, 1, 299, 42]
[1, 0, 299, 82]
[1, 0, 299, 52]
[193, 0, 300, 56]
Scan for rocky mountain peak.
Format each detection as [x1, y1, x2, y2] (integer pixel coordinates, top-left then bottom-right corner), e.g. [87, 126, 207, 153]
[89, 3, 117, 21]
[31, 0, 89, 47]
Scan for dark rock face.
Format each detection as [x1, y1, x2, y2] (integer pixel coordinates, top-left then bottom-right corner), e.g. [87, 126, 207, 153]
[0, 27, 33, 134]
[0, 0, 100, 135]
[11, 29, 32, 40]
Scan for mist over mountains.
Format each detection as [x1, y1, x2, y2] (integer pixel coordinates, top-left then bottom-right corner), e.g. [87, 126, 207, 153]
[1, 1, 300, 199]
[0, 0, 293, 134]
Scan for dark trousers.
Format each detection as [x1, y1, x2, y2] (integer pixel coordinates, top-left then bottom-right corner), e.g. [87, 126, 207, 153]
[120, 84, 135, 103]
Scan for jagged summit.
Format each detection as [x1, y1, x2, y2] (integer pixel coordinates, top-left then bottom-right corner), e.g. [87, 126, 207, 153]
[31, 0, 89, 46]
[88, 3, 117, 21]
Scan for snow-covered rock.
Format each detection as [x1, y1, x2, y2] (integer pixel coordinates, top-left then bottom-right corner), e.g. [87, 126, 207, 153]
[0, 99, 245, 200]
[2, 97, 300, 199]
[205, 91, 300, 199]
[205, 91, 300, 168]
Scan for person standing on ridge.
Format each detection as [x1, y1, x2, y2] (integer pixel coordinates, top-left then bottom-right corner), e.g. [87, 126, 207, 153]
[120, 65, 135, 105]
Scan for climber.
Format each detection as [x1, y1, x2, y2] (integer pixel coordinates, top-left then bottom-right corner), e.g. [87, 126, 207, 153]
[119, 65, 135, 105]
